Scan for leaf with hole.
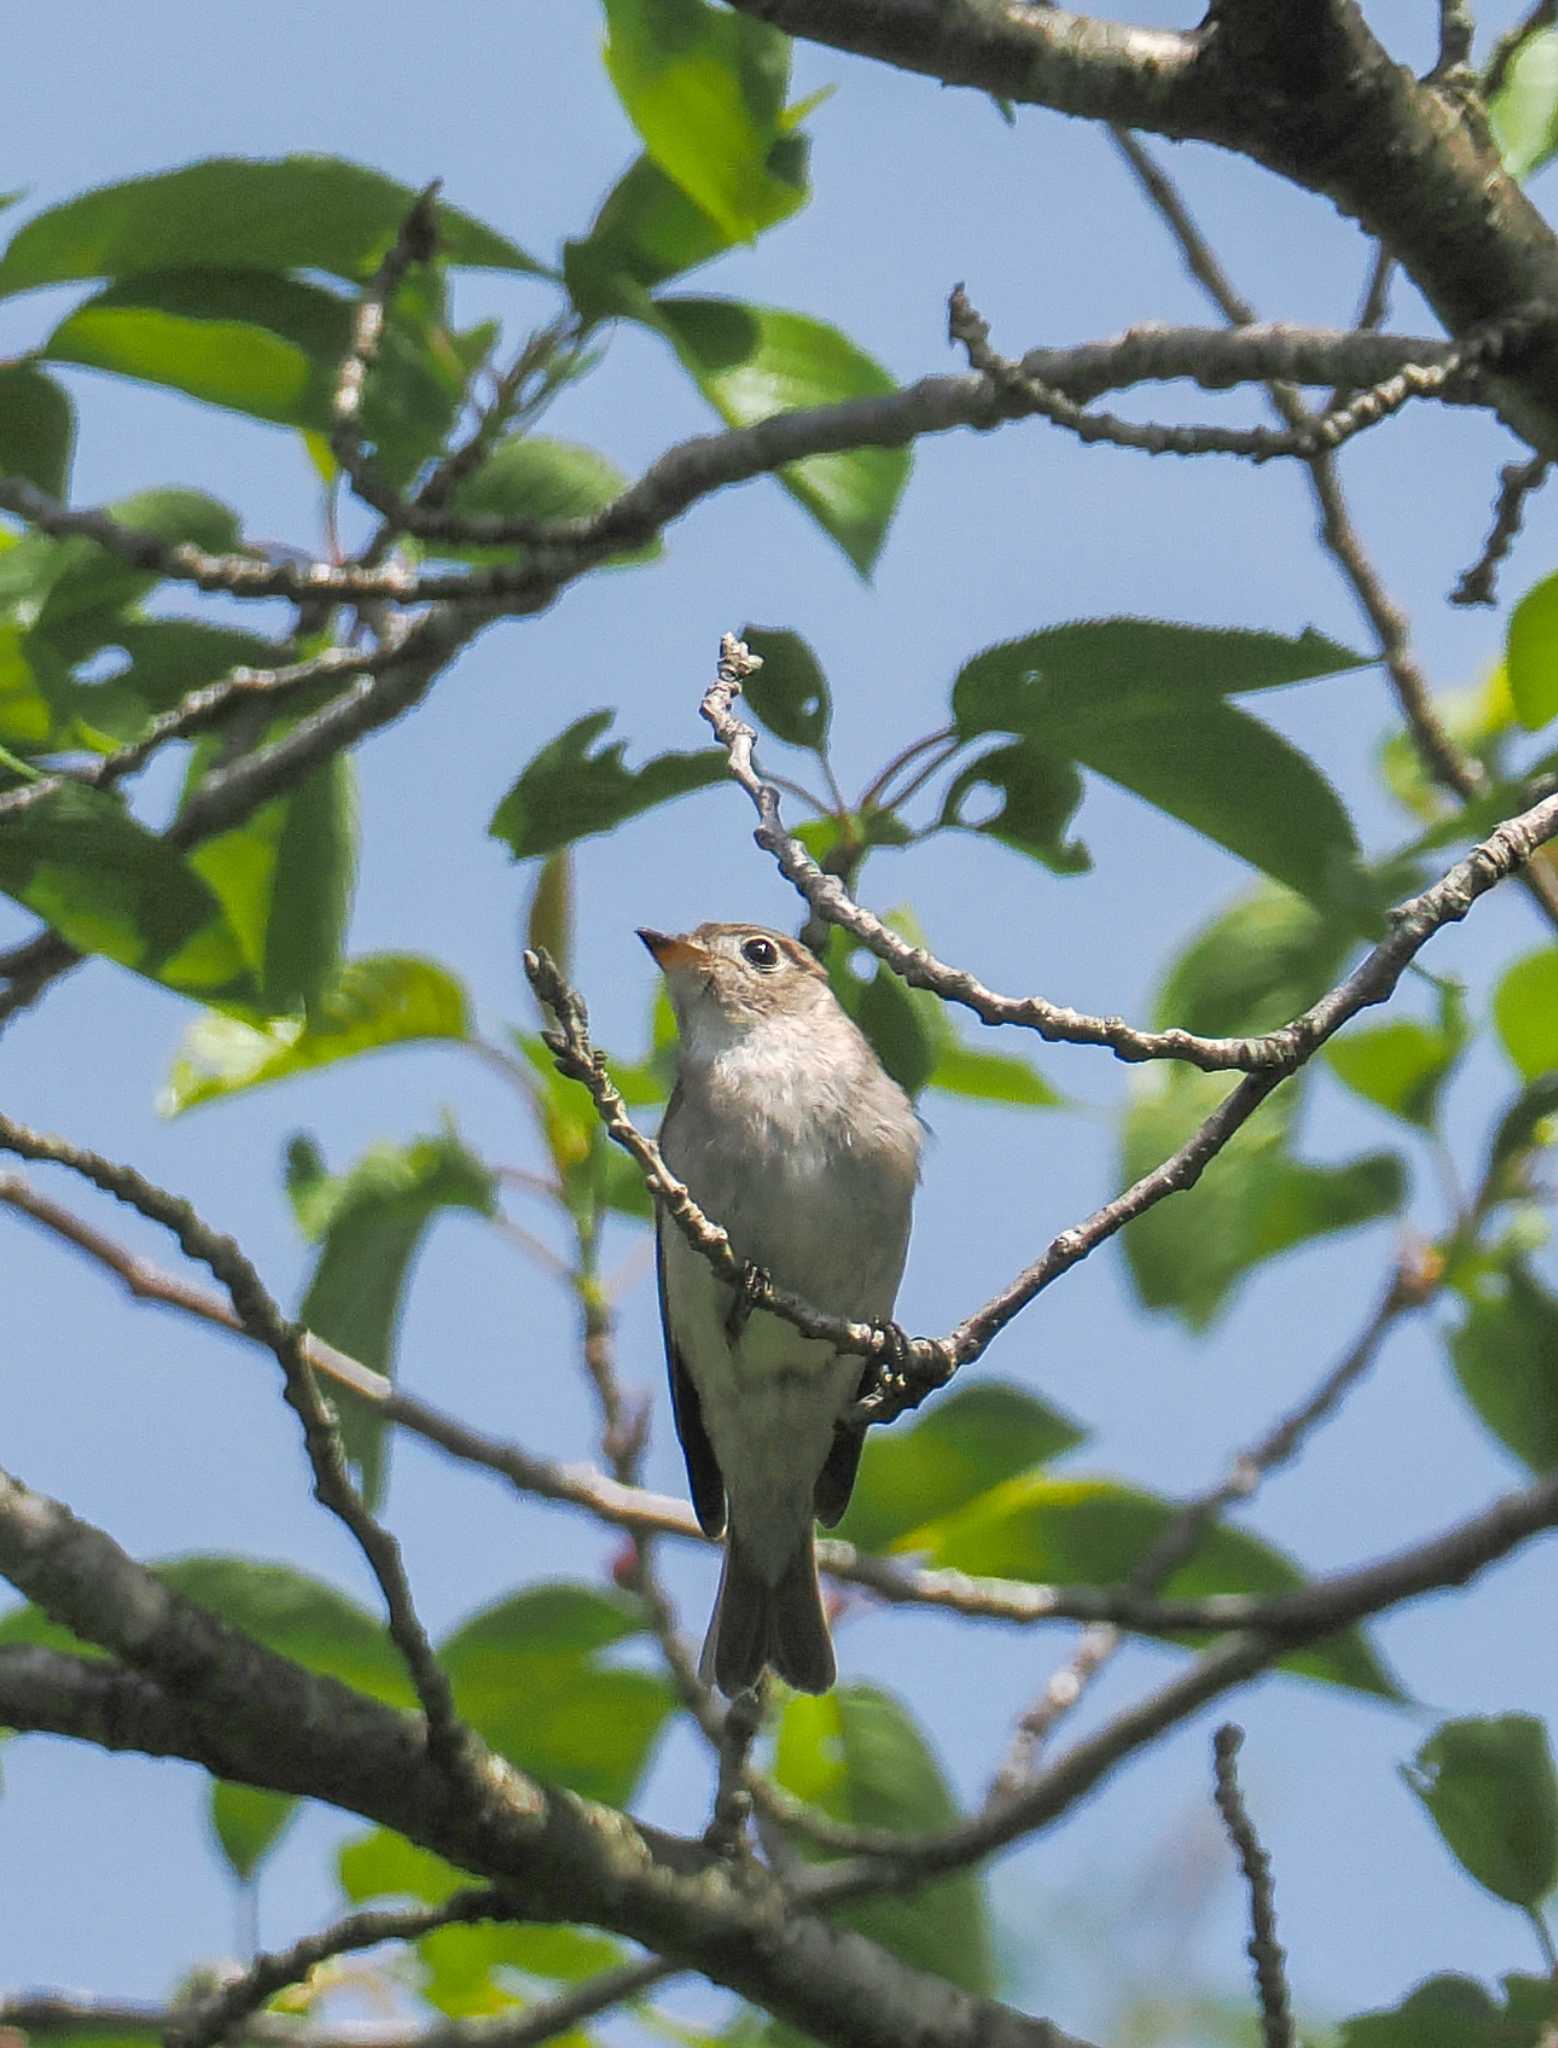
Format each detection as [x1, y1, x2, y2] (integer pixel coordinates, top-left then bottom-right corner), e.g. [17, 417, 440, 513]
[737, 624, 831, 748]
[489, 709, 723, 861]
[1404, 1715, 1558, 1906]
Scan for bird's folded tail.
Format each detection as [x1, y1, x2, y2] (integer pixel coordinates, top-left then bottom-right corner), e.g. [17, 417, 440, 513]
[700, 1526, 835, 1697]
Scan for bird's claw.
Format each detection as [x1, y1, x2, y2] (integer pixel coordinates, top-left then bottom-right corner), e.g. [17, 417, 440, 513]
[871, 1318, 913, 1381]
[725, 1260, 770, 1344]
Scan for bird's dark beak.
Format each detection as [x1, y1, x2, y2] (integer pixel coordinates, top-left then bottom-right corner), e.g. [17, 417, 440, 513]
[637, 927, 705, 972]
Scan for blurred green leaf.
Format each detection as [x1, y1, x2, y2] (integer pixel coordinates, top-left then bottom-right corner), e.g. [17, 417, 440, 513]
[0, 488, 241, 639]
[650, 297, 909, 576]
[430, 435, 657, 568]
[0, 155, 541, 296]
[1325, 984, 1468, 1131]
[1449, 1258, 1558, 1472]
[209, 1782, 300, 1885]
[912, 1474, 1396, 1696]
[162, 954, 471, 1113]
[1487, 1072, 1558, 1197]
[526, 849, 573, 984]
[189, 753, 357, 1016]
[952, 622, 1367, 903]
[1340, 1973, 1541, 2047]
[1507, 570, 1558, 729]
[0, 622, 64, 749]
[773, 1685, 995, 1994]
[938, 739, 1090, 874]
[292, 1131, 497, 1505]
[926, 1040, 1062, 1110]
[824, 913, 947, 1096]
[835, 1381, 1086, 1555]
[55, 620, 280, 750]
[0, 363, 73, 495]
[490, 709, 723, 860]
[1121, 1068, 1405, 1328]
[1379, 666, 1517, 827]
[1154, 883, 1353, 1038]
[1404, 1715, 1558, 1906]
[439, 1584, 674, 1804]
[1492, 28, 1558, 179]
[737, 624, 831, 748]
[1494, 947, 1558, 1078]
[0, 781, 256, 1003]
[601, 0, 799, 243]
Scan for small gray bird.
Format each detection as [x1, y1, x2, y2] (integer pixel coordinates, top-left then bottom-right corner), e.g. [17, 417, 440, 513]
[638, 922, 921, 1696]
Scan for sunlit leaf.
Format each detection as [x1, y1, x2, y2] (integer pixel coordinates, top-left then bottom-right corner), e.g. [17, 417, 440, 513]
[1494, 947, 1558, 1079]
[430, 435, 656, 568]
[925, 1040, 1062, 1110]
[1491, 27, 1558, 180]
[162, 954, 471, 1113]
[1325, 984, 1467, 1131]
[210, 1782, 300, 1885]
[1154, 883, 1353, 1038]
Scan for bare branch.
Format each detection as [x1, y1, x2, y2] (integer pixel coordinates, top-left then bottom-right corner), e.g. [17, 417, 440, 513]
[0, 1118, 473, 1782]
[1451, 451, 1552, 604]
[1212, 1726, 1297, 2048]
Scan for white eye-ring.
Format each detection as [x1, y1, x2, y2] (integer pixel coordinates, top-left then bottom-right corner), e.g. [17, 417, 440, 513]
[740, 935, 780, 970]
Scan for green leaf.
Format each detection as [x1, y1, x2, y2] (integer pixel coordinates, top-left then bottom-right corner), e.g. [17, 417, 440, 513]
[952, 622, 1367, 904]
[823, 913, 948, 1097]
[0, 623, 64, 749]
[0, 156, 541, 297]
[47, 268, 474, 488]
[0, 488, 241, 640]
[429, 435, 655, 568]
[1404, 1715, 1558, 1906]
[1154, 883, 1354, 1038]
[489, 709, 723, 860]
[1448, 1259, 1558, 1472]
[925, 1040, 1062, 1110]
[773, 1685, 995, 1994]
[54, 621, 280, 750]
[912, 1474, 1396, 1697]
[438, 1584, 674, 1805]
[0, 781, 255, 1002]
[162, 954, 470, 1113]
[189, 753, 357, 1015]
[649, 297, 909, 576]
[210, 1781, 300, 1885]
[1325, 985, 1468, 1131]
[1339, 1974, 1534, 2048]
[1486, 1073, 1558, 1197]
[737, 624, 831, 748]
[1494, 948, 1558, 1079]
[1491, 27, 1558, 180]
[0, 363, 74, 495]
[835, 1381, 1086, 1555]
[293, 1132, 497, 1505]
[939, 739, 1090, 874]
[601, 0, 800, 244]
[526, 849, 574, 984]
[1121, 1068, 1405, 1328]
[1506, 570, 1558, 729]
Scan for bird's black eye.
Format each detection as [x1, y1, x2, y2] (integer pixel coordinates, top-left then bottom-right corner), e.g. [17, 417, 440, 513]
[741, 935, 780, 970]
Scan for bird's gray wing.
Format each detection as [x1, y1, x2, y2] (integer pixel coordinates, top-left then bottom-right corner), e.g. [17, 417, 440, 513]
[656, 1088, 726, 1539]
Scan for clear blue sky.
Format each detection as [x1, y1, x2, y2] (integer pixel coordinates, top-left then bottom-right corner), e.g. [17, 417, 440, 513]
[2, 5, 1555, 2041]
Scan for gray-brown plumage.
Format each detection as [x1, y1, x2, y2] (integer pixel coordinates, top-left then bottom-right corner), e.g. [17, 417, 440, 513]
[639, 922, 921, 1695]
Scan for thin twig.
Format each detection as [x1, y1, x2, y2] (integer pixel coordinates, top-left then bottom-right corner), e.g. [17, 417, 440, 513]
[1451, 452, 1552, 605]
[170, 1892, 506, 2048]
[0, 1121, 476, 1783]
[1212, 1726, 1297, 2048]
[706, 1685, 766, 1859]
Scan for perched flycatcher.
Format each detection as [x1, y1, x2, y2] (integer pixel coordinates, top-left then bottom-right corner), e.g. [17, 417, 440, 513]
[639, 922, 921, 1695]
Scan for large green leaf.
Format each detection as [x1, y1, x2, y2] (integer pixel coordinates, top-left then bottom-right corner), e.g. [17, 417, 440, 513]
[1121, 1068, 1405, 1328]
[1340, 1974, 1553, 2048]
[438, 1584, 674, 1805]
[952, 622, 1367, 903]
[47, 268, 477, 487]
[1324, 985, 1468, 1132]
[188, 752, 357, 1015]
[291, 1132, 497, 1505]
[0, 363, 74, 495]
[910, 1474, 1397, 1696]
[1494, 948, 1558, 1079]
[835, 1381, 1086, 1555]
[161, 954, 471, 1113]
[0, 156, 541, 296]
[0, 781, 255, 1002]
[773, 1685, 995, 1995]
[1491, 27, 1558, 180]
[1403, 1716, 1558, 1907]
[650, 297, 910, 576]
[1154, 883, 1354, 1038]
[925, 1040, 1062, 1110]
[1506, 570, 1558, 729]
[601, 0, 799, 244]
[489, 709, 723, 860]
[1448, 1259, 1558, 1472]
[737, 623, 831, 748]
